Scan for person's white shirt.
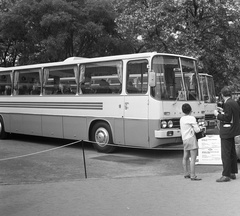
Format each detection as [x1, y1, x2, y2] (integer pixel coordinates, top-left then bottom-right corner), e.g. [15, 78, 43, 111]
[180, 115, 200, 140]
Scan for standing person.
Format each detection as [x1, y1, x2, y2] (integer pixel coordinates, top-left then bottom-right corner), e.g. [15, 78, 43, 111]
[180, 103, 202, 181]
[237, 96, 240, 108]
[213, 86, 240, 182]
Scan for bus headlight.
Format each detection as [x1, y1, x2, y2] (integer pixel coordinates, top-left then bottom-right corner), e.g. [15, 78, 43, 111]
[197, 118, 205, 127]
[161, 121, 167, 128]
[168, 120, 173, 128]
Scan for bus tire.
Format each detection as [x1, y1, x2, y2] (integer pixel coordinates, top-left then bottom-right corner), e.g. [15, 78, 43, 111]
[91, 122, 116, 153]
[0, 116, 8, 139]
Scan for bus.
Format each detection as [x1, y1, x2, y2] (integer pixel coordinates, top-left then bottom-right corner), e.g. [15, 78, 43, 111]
[232, 92, 240, 101]
[0, 52, 205, 152]
[198, 73, 217, 129]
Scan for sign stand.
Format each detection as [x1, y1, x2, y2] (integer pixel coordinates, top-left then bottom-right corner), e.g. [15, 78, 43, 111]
[196, 135, 222, 165]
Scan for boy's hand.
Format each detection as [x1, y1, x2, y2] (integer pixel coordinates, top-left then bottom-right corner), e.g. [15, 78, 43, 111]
[213, 110, 219, 116]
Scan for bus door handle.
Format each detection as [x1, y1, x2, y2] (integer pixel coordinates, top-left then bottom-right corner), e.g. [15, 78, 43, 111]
[125, 102, 129, 110]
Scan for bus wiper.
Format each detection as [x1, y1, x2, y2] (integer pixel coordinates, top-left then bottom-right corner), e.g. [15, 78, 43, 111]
[173, 90, 185, 105]
[173, 94, 180, 105]
[198, 97, 202, 105]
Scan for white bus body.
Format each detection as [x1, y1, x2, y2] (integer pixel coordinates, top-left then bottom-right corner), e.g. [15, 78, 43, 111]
[199, 73, 217, 129]
[0, 52, 205, 152]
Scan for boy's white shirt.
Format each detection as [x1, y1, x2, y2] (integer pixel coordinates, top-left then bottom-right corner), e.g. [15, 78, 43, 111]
[180, 115, 201, 140]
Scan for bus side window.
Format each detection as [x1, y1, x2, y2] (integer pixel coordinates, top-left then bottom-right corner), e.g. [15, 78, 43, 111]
[31, 79, 41, 95]
[43, 66, 77, 96]
[95, 79, 112, 94]
[5, 85, 11, 95]
[81, 77, 94, 94]
[13, 70, 41, 96]
[0, 85, 5, 95]
[0, 73, 12, 96]
[83, 61, 122, 95]
[18, 85, 29, 95]
[62, 84, 74, 94]
[126, 59, 148, 94]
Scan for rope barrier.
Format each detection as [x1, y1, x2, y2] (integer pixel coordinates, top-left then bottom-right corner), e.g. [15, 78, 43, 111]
[0, 138, 166, 163]
[0, 138, 154, 163]
[0, 140, 81, 162]
[0, 138, 185, 181]
[0, 138, 181, 163]
[0, 139, 88, 178]
[0, 138, 183, 180]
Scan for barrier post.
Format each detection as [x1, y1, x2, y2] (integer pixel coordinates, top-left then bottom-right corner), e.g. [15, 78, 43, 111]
[81, 140, 87, 179]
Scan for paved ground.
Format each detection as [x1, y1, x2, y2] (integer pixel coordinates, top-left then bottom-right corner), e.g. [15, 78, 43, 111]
[1, 170, 240, 216]
[2, 129, 239, 216]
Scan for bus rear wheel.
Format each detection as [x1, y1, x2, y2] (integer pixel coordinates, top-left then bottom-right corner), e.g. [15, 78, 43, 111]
[0, 116, 8, 139]
[91, 122, 116, 153]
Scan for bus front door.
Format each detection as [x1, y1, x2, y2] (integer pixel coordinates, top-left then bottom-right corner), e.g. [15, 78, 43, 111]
[123, 95, 149, 147]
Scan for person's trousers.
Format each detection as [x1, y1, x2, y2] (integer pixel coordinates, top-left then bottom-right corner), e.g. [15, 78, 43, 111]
[221, 137, 238, 177]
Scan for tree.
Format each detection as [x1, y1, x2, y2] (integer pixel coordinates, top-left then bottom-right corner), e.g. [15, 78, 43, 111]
[177, 0, 240, 92]
[0, 0, 26, 66]
[114, 0, 240, 92]
[0, 0, 126, 66]
[114, 0, 180, 53]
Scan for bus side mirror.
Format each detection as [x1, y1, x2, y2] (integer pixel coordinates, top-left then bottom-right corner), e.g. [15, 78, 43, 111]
[149, 71, 156, 87]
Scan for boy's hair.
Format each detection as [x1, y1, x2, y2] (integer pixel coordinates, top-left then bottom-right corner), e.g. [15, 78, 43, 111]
[182, 103, 192, 115]
[221, 86, 232, 97]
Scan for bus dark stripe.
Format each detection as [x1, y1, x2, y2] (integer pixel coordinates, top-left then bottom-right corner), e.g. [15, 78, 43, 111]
[0, 102, 103, 110]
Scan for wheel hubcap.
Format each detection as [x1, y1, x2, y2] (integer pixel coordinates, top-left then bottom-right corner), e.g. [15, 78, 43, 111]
[95, 127, 109, 147]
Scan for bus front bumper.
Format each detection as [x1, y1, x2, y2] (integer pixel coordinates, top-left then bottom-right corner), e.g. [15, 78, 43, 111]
[154, 129, 181, 138]
[205, 120, 217, 128]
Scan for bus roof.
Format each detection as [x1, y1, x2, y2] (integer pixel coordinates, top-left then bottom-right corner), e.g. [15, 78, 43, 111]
[0, 52, 197, 72]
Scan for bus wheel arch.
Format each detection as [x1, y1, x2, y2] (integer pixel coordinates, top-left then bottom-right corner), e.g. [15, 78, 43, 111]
[0, 115, 8, 139]
[89, 120, 116, 153]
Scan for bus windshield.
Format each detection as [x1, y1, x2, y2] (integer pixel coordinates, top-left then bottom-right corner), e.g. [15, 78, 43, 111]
[151, 55, 200, 101]
[199, 74, 216, 103]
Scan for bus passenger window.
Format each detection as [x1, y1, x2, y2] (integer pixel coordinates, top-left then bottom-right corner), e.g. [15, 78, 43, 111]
[53, 79, 62, 94]
[5, 86, 11, 95]
[0, 73, 12, 96]
[83, 61, 122, 95]
[31, 79, 41, 95]
[126, 59, 148, 94]
[14, 70, 41, 96]
[62, 84, 74, 94]
[81, 77, 94, 94]
[18, 85, 29, 95]
[0, 85, 5, 95]
[127, 81, 139, 93]
[95, 79, 112, 94]
[0, 72, 12, 96]
[43, 66, 77, 95]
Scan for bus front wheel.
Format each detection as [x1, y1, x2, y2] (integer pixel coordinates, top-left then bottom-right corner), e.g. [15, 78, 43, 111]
[0, 116, 8, 139]
[91, 122, 116, 153]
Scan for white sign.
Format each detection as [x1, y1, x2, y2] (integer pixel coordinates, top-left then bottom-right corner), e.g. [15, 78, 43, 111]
[196, 135, 222, 165]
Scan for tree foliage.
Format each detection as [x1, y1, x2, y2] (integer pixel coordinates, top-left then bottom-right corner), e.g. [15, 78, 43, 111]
[1, 0, 240, 92]
[114, 0, 240, 92]
[0, 0, 127, 66]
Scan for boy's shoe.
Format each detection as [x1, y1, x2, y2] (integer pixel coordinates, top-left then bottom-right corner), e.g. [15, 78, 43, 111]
[190, 176, 202, 181]
[216, 176, 230, 182]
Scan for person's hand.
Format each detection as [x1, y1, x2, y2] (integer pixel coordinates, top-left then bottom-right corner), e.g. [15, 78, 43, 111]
[217, 107, 223, 112]
[213, 110, 219, 117]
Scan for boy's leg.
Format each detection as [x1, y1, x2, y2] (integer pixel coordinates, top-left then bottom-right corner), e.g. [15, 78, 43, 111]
[190, 149, 198, 178]
[183, 149, 190, 176]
